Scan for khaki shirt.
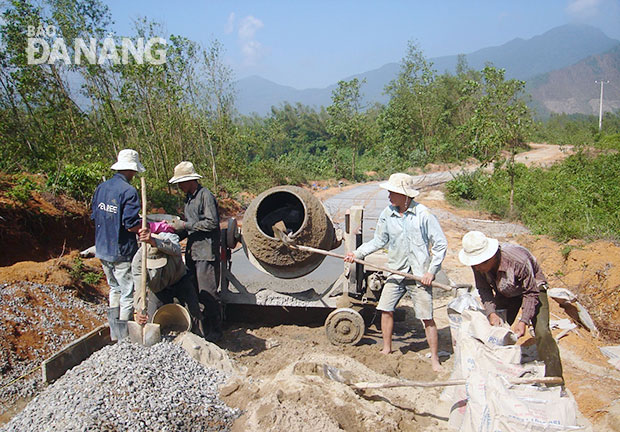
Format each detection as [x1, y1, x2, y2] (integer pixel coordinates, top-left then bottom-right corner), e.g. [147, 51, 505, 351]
[132, 232, 186, 295]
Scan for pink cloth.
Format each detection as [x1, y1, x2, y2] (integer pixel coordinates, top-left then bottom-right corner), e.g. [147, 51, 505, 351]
[148, 221, 175, 234]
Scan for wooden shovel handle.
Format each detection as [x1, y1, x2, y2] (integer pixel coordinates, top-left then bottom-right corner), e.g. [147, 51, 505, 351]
[291, 244, 453, 291]
[139, 177, 147, 314]
[352, 376, 564, 389]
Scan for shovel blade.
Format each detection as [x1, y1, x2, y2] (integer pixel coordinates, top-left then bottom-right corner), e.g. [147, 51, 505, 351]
[127, 321, 143, 344]
[143, 323, 161, 347]
[127, 321, 161, 346]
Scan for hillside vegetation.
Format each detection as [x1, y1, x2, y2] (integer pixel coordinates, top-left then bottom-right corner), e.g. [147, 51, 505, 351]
[1, 0, 619, 243]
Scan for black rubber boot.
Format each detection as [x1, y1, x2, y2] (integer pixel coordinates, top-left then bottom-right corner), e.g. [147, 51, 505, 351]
[204, 301, 223, 343]
[107, 307, 120, 341]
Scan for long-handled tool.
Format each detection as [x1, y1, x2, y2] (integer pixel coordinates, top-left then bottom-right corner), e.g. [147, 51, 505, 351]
[272, 221, 456, 292]
[127, 177, 161, 346]
[323, 364, 563, 389]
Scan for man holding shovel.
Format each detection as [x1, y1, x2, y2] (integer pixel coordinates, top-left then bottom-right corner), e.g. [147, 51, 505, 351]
[344, 173, 447, 371]
[458, 231, 563, 381]
[168, 162, 222, 342]
[91, 149, 144, 340]
[132, 223, 204, 335]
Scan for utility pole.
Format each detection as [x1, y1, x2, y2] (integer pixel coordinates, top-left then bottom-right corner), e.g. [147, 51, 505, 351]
[595, 80, 609, 131]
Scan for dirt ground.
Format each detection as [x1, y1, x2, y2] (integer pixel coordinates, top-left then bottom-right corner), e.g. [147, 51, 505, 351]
[1, 143, 619, 430]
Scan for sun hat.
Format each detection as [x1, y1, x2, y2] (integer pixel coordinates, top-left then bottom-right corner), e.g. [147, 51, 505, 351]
[110, 149, 145, 172]
[458, 231, 500, 266]
[379, 173, 420, 198]
[145, 243, 168, 269]
[168, 161, 203, 184]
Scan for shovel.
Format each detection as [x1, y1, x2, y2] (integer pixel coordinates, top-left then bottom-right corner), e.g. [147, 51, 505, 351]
[272, 221, 457, 292]
[322, 364, 564, 389]
[127, 177, 161, 346]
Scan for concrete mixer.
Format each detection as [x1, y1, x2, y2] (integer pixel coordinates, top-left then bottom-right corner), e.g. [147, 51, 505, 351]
[219, 185, 387, 346]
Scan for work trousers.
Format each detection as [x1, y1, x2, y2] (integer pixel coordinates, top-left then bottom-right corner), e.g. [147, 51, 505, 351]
[186, 258, 222, 337]
[145, 273, 204, 336]
[496, 289, 563, 379]
[101, 260, 134, 320]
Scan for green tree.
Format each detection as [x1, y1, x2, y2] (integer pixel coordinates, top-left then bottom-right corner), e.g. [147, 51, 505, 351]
[458, 65, 532, 215]
[327, 78, 367, 178]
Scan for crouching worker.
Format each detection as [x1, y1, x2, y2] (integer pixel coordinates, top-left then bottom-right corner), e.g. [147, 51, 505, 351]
[458, 231, 563, 383]
[132, 222, 204, 336]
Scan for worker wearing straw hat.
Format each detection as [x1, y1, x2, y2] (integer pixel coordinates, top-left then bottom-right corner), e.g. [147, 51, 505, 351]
[458, 231, 563, 382]
[345, 173, 447, 372]
[168, 161, 222, 342]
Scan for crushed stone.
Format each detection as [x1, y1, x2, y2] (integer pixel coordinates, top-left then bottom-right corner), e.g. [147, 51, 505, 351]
[1, 340, 239, 432]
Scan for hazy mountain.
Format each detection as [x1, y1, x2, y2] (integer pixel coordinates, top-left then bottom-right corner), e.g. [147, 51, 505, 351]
[235, 24, 620, 116]
[431, 24, 619, 78]
[527, 44, 620, 116]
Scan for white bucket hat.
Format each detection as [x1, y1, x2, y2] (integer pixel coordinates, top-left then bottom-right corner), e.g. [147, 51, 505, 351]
[168, 161, 203, 184]
[110, 149, 145, 172]
[379, 173, 420, 198]
[458, 231, 499, 266]
[146, 243, 168, 269]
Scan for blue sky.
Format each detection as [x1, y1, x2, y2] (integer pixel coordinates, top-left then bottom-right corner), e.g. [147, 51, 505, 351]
[107, 0, 620, 89]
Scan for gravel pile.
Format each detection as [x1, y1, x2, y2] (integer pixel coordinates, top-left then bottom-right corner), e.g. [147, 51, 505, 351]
[1, 340, 240, 431]
[1, 282, 107, 412]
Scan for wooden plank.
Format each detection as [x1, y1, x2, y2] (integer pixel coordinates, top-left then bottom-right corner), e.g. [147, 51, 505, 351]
[41, 324, 112, 383]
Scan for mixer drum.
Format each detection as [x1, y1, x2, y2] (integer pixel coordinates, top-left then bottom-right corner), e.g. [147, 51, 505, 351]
[241, 185, 337, 279]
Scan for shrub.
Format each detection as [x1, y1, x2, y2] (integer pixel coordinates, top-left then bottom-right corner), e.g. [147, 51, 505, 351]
[7, 176, 39, 204]
[48, 162, 108, 202]
[446, 169, 485, 201]
[149, 188, 184, 215]
[452, 152, 620, 241]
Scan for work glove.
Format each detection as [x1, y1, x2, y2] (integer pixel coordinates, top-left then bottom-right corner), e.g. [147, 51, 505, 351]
[168, 218, 187, 232]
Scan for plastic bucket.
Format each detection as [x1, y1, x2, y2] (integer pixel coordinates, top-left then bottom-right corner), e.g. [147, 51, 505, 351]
[152, 304, 191, 334]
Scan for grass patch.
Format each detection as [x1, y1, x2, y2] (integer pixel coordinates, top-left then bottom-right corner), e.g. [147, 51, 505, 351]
[446, 151, 620, 242]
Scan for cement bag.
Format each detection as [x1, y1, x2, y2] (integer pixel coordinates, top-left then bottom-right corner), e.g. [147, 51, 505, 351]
[600, 346, 620, 371]
[548, 288, 599, 337]
[447, 293, 483, 352]
[443, 294, 484, 404]
[442, 309, 524, 406]
[547, 288, 577, 303]
[459, 371, 491, 432]
[487, 374, 580, 431]
[463, 309, 518, 348]
[457, 372, 580, 432]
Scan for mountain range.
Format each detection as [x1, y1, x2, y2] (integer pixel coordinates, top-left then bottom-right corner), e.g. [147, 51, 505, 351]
[235, 24, 620, 117]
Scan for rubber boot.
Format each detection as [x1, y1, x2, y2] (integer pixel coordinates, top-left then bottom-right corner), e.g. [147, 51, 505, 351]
[116, 319, 129, 340]
[116, 306, 132, 340]
[205, 301, 223, 343]
[107, 307, 120, 341]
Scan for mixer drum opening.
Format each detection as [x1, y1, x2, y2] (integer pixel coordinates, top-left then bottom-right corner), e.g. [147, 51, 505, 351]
[256, 191, 305, 238]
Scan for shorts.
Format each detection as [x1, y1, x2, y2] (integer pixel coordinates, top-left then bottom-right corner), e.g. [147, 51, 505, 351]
[376, 277, 433, 320]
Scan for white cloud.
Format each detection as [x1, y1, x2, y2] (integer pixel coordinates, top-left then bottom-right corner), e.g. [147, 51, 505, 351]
[238, 15, 263, 40]
[567, 0, 601, 18]
[241, 40, 264, 65]
[237, 15, 265, 65]
[225, 12, 235, 34]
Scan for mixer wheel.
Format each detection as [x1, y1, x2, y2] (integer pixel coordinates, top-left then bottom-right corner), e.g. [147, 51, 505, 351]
[325, 308, 365, 346]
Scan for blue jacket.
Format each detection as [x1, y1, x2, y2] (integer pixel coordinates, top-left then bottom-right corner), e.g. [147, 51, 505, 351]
[91, 173, 141, 262]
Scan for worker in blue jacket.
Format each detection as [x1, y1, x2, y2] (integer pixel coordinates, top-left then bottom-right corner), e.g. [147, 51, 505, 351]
[91, 149, 144, 340]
